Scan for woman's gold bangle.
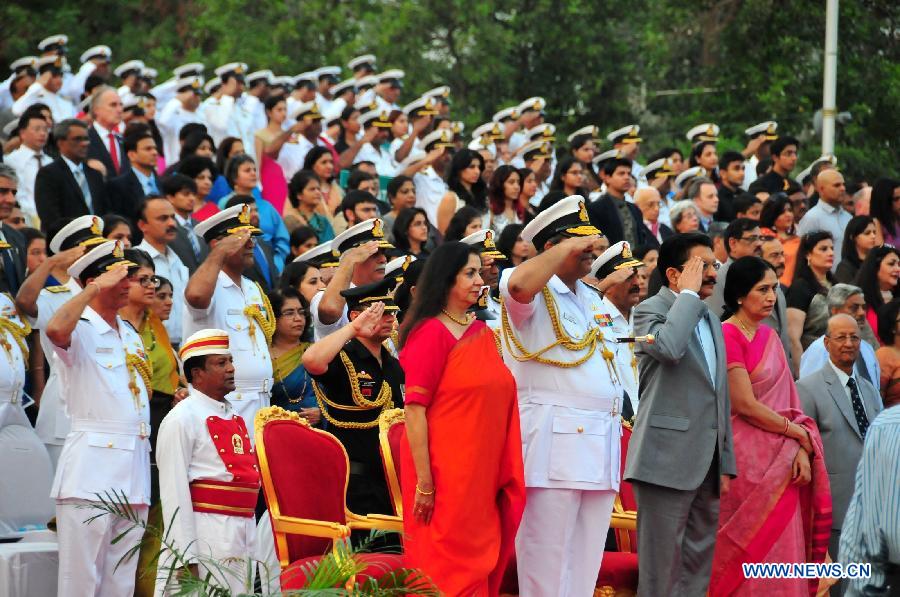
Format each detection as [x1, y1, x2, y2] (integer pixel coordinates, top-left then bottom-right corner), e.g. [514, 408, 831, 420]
[415, 484, 434, 496]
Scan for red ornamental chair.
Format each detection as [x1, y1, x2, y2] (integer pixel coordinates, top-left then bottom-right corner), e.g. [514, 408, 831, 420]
[378, 408, 405, 517]
[254, 406, 405, 591]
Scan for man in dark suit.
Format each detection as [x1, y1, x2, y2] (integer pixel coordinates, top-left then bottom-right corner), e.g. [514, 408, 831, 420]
[106, 129, 159, 222]
[0, 165, 27, 293]
[588, 157, 654, 248]
[225, 195, 278, 291]
[87, 87, 129, 178]
[34, 119, 110, 233]
[162, 174, 208, 274]
[797, 314, 882, 596]
[626, 233, 737, 596]
[634, 186, 673, 248]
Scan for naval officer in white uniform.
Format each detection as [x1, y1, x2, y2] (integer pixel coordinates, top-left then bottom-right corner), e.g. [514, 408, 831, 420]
[46, 240, 151, 597]
[500, 194, 624, 596]
[183, 204, 274, 443]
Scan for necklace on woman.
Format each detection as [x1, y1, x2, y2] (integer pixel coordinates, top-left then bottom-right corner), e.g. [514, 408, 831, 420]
[736, 315, 755, 338]
[442, 309, 473, 326]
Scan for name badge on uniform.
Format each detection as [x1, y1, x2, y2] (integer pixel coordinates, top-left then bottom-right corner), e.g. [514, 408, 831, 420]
[594, 313, 614, 327]
[96, 347, 113, 354]
[227, 309, 242, 315]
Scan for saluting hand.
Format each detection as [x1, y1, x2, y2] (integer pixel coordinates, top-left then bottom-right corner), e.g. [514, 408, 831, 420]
[350, 302, 385, 338]
[341, 241, 380, 267]
[598, 266, 635, 287]
[212, 232, 251, 258]
[92, 264, 130, 290]
[677, 256, 704, 294]
[560, 235, 600, 257]
[49, 245, 88, 270]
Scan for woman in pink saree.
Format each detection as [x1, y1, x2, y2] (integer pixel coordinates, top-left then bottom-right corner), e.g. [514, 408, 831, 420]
[711, 256, 832, 596]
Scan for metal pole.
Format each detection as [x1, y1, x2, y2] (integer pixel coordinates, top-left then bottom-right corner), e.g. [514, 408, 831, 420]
[822, 0, 839, 154]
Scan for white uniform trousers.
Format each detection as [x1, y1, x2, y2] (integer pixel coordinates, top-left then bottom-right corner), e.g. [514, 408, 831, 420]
[516, 487, 616, 597]
[57, 498, 148, 597]
[154, 512, 256, 596]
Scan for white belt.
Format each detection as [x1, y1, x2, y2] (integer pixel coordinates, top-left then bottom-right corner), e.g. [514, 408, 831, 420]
[70, 419, 150, 439]
[232, 378, 273, 393]
[520, 390, 618, 412]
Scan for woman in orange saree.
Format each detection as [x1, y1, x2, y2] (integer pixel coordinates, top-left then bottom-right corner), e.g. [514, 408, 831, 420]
[399, 242, 526, 596]
[710, 257, 832, 596]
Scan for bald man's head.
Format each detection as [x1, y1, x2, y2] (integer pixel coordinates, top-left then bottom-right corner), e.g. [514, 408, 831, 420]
[91, 87, 123, 129]
[634, 187, 662, 223]
[816, 169, 846, 206]
[824, 313, 861, 372]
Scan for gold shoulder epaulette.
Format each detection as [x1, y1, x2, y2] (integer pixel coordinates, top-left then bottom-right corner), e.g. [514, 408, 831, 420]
[45, 285, 72, 293]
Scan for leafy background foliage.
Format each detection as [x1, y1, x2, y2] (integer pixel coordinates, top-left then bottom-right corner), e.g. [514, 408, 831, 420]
[2, 0, 897, 179]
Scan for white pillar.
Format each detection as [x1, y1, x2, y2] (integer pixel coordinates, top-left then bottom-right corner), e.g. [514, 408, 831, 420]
[821, 0, 839, 154]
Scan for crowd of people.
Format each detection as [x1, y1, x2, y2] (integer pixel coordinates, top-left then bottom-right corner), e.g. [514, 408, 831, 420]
[0, 33, 899, 597]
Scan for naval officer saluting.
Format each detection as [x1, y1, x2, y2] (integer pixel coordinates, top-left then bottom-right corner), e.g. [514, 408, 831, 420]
[183, 204, 275, 443]
[45, 240, 151, 597]
[500, 194, 624, 596]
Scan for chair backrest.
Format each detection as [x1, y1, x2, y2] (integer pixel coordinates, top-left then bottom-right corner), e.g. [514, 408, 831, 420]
[256, 407, 349, 563]
[614, 422, 638, 552]
[377, 408, 405, 517]
[0, 424, 54, 536]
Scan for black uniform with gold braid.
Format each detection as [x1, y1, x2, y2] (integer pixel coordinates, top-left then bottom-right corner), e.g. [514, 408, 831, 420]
[309, 277, 403, 518]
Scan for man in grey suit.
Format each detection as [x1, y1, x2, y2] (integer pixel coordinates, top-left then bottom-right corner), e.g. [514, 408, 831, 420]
[626, 232, 737, 596]
[796, 314, 882, 595]
[706, 217, 795, 374]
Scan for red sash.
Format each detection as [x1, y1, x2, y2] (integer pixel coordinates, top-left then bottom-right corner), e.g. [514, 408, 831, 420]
[192, 415, 261, 517]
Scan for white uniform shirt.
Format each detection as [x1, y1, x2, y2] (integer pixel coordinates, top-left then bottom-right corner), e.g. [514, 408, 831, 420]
[414, 166, 448, 228]
[51, 306, 152, 504]
[183, 272, 273, 433]
[12, 82, 76, 121]
[61, 62, 97, 103]
[309, 284, 353, 341]
[158, 99, 207, 164]
[601, 296, 639, 416]
[241, 94, 266, 156]
[0, 294, 29, 430]
[276, 136, 314, 183]
[742, 155, 760, 191]
[315, 92, 334, 116]
[3, 145, 50, 226]
[500, 270, 623, 490]
[156, 390, 256, 562]
[136, 240, 189, 346]
[203, 95, 255, 156]
[354, 142, 395, 177]
[30, 278, 81, 445]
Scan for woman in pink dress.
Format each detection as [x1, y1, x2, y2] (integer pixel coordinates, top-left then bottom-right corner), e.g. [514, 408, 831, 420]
[710, 256, 832, 596]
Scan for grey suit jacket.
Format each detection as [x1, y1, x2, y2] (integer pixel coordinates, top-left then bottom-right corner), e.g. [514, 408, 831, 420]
[796, 363, 882, 529]
[706, 258, 794, 374]
[625, 287, 737, 490]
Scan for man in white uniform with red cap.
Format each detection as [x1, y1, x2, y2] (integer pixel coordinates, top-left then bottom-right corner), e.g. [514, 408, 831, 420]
[155, 328, 260, 595]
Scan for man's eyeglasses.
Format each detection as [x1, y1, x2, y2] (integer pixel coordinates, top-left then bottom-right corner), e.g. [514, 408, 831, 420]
[827, 334, 861, 344]
[739, 235, 761, 243]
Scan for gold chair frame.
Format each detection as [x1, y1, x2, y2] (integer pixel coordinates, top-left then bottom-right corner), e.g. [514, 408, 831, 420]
[255, 406, 403, 570]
